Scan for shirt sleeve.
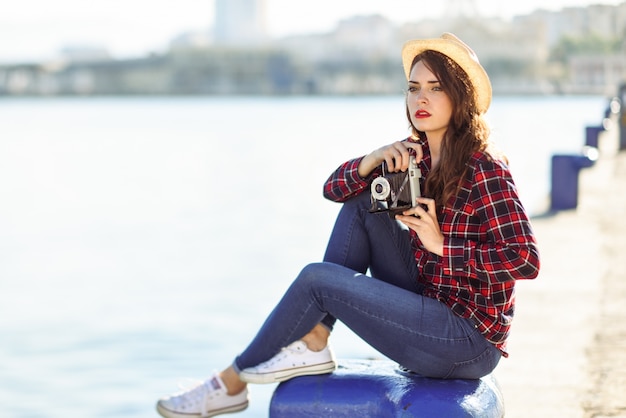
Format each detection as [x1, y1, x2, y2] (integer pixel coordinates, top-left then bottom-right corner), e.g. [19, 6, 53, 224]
[323, 156, 376, 202]
[442, 158, 540, 283]
[324, 137, 422, 203]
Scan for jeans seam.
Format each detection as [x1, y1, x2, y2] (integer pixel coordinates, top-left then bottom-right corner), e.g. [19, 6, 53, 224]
[371, 213, 418, 288]
[319, 290, 472, 344]
[444, 345, 497, 379]
[279, 298, 324, 349]
[360, 197, 420, 291]
[338, 211, 357, 267]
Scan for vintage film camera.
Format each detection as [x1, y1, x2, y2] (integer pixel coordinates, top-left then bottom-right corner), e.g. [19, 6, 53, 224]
[369, 156, 421, 218]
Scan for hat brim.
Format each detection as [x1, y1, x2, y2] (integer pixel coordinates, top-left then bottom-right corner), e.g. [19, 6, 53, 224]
[401, 33, 492, 114]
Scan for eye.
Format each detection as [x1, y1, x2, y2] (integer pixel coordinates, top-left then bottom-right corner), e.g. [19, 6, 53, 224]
[407, 86, 419, 93]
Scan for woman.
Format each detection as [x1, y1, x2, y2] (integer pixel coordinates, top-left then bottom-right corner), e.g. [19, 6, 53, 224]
[156, 33, 540, 418]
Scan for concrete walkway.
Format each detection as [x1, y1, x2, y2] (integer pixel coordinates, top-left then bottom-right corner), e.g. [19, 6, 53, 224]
[494, 122, 626, 417]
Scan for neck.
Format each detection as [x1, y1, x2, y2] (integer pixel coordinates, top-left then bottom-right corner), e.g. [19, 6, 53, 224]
[428, 136, 442, 168]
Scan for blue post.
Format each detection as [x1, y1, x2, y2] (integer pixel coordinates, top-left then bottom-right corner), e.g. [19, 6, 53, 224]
[550, 148, 597, 211]
[269, 359, 505, 418]
[585, 126, 604, 148]
[619, 83, 626, 151]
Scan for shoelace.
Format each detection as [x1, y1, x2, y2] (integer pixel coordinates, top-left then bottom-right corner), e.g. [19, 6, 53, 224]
[258, 342, 306, 369]
[171, 377, 219, 417]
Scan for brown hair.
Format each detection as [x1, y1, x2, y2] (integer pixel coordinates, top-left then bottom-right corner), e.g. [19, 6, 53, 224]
[405, 50, 492, 210]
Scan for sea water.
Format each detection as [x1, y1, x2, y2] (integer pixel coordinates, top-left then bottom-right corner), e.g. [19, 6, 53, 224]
[0, 95, 609, 417]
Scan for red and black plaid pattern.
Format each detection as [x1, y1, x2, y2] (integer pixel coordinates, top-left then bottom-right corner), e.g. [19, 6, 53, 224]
[323, 138, 540, 356]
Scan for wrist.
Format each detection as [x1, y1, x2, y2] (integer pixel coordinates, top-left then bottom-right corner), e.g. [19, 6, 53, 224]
[358, 154, 379, 178]
[432, 235, 444, 257]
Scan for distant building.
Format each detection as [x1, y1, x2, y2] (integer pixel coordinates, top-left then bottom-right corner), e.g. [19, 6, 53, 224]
[1, 1, 624, 96]
[568, 54, 626, 95]
[517, 3, 626, 47]
[169, 30, 214, 51]
[58, 45, 111, 63]
[214, 0, 268, 45]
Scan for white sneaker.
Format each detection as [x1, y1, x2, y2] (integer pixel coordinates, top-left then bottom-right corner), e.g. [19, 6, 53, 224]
[239, 340, 336, 384]
[156, 374, 248, 418]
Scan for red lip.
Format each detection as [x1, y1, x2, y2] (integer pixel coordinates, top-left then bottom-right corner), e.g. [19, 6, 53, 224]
[414, 110, 431, 118]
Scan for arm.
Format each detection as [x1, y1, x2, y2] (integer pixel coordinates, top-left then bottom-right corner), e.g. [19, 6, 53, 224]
[323, 156, 372, 202]
[323, 139, 424, 202]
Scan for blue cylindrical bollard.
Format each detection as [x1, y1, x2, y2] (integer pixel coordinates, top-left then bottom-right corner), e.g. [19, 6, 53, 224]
[585, 126, 604, 148]
[550, 149, 597, 211]
[618, 83, 626, 151]
[269, 359, 505, 418]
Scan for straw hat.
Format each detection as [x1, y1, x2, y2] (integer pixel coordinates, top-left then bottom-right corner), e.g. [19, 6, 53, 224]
[401, 33, 492, 114]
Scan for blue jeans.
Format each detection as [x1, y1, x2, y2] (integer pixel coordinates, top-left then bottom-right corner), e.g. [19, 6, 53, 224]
[234, 192, 501, 379]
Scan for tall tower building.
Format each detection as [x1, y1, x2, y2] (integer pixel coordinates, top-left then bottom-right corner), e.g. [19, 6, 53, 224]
[214, 0, 268, 45]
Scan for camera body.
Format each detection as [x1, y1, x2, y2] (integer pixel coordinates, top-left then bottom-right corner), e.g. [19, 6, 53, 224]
[369, 156, 421, 217]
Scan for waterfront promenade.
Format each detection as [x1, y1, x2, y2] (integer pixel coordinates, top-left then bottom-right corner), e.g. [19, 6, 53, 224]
[494, 124, 626, 417]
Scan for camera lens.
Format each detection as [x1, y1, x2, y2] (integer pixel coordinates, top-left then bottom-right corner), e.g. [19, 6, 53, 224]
[371, 177, 391, 200]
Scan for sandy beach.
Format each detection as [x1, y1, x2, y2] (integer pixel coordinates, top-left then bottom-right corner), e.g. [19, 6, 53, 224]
[494, 119, 626, 417]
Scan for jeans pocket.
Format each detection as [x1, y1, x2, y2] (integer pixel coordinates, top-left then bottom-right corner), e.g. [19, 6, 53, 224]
[444, 344, 500, 379]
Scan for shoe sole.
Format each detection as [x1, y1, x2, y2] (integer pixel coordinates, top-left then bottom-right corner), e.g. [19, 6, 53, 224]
[239, 361, 336, 384]
[156, 400, 248, 418]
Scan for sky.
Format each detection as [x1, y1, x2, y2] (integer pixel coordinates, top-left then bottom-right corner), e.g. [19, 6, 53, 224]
[0, 0, 623, 63]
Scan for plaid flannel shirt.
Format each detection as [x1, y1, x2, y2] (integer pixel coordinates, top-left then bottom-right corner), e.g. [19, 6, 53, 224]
[323, 138, 540, 355]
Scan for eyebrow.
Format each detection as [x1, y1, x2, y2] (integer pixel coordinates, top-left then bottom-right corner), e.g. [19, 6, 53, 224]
[408, 79, 440, 85]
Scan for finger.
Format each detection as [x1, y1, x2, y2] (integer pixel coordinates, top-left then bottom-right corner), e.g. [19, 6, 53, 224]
[411, 205, 428, 220]
[396, 214, 420, 227]
[392, 143, 411, 171]
[403, 142, 424, 162]
[401, 206, 424, 220]
[416, 197, 436, 209]
[416, 197, 437, 218]
[384, 151, 400, 172]
[386, 145, 407, 172]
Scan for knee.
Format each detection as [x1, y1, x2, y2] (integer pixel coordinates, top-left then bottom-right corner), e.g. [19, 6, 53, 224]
[296, 262, 344, 288]
[297, 262, 328, 284]
[290, 263, 326, 297]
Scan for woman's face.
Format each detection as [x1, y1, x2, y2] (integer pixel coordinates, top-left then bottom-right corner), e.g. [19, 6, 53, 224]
[406, 60, 453, 142]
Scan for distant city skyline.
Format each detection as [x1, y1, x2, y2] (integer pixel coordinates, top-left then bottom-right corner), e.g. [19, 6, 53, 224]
[1, 0, 624, 63]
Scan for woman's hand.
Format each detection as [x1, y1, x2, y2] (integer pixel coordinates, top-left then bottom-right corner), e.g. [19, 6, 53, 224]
[358, 140, 423, 178]
[396, 197, 444, 257]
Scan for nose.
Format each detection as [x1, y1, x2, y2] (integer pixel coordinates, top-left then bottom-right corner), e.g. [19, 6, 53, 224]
[410, 89, 427, 103]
